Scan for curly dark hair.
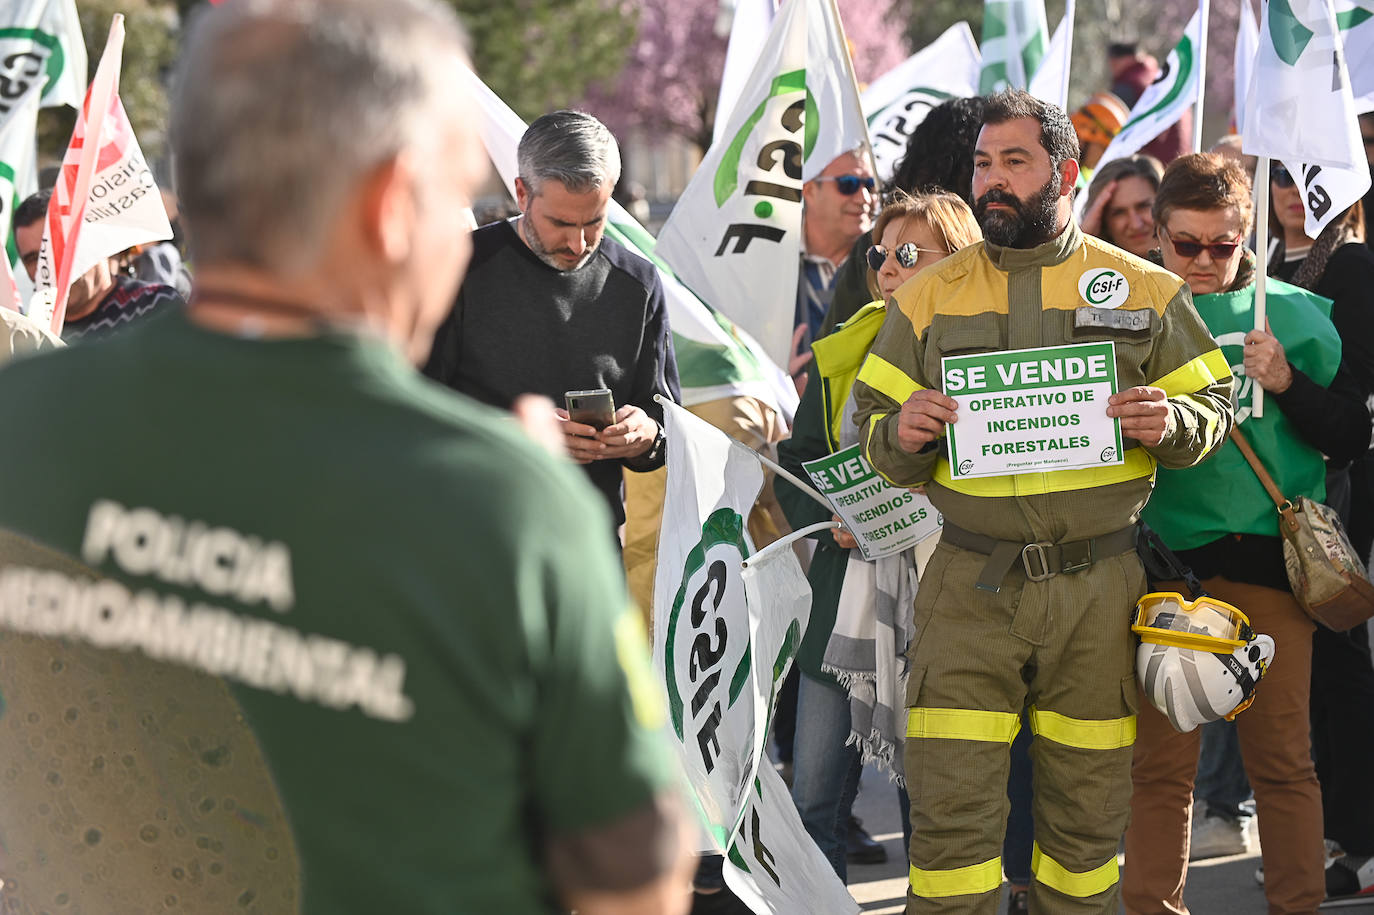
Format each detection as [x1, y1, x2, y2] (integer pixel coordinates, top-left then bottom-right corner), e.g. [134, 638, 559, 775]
[888, 95, 988, 205]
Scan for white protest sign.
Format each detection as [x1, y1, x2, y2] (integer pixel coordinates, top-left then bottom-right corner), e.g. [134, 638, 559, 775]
[801, 444, 942, 560]
[943, 342, 1123, 479]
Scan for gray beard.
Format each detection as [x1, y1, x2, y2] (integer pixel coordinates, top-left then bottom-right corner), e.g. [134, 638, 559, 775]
[518, 216, 595, 272]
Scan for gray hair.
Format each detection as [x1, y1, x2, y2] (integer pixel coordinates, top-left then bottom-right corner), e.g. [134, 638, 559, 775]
[517, 111, 621, 196]
[171, 0, 469, 271]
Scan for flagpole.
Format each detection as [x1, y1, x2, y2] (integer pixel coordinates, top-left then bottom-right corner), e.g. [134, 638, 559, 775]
[1058, 0, 1076, 110]
[727, 438, 835, 512]
[1252, 155, 1270, 419]
[825, 0, 877, 174]
[1193, 0, 1209, 153]
[742, 520, 842, 568]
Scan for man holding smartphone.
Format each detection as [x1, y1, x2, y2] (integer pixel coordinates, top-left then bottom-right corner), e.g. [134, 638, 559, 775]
[424, 110, 680, 540]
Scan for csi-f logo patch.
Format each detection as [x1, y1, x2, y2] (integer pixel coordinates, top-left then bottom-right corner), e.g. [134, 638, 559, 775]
[1078, 268, 1130, 309]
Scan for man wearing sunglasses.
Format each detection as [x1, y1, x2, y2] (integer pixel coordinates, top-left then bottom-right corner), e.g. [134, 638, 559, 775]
[795, 149, 876, 344]
[852, 89, 1233, 915]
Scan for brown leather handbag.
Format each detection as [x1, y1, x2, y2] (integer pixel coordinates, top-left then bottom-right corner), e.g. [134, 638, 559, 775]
[1230, 426, 1374, 631]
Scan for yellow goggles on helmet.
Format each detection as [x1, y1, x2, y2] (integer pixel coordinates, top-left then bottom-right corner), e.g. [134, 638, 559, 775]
[1131, 592, 1257, 653]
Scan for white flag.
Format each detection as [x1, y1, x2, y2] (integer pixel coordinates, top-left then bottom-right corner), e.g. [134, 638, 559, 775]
[0, 0, 87, 113]
[458, 65, 798, 421]
[654, 400, 857, 915]
[656, 0, 871, 369]
[1092, 12, 1203, 175]
[861, 23, 981, 183]
[1234, 0, 1261, 133]
[1243, 0, 1372, 237]
[1333, 0, 1374, 113]
[978, 0, 1050, 94]
[714, 0, 780, 147]
[0, 90, 40, 312]
[33, 16, 173, 331]
[1027, 12, 1072, 109]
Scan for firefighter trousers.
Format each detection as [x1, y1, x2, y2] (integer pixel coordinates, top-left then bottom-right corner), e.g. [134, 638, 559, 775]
[903, 542, 1141, 914]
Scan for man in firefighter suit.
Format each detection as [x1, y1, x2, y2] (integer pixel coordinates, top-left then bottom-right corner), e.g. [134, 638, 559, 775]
[853, 89, 1234, 914]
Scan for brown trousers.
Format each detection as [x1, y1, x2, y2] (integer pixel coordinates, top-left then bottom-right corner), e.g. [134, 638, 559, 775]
[1123, 577, 1324, 915]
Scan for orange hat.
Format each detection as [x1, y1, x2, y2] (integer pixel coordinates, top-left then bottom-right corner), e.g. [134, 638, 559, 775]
[1071, 92, 1130, 148]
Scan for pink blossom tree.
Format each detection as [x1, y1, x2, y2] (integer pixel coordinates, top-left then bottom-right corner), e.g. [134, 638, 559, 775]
[580, 0, 911, 153]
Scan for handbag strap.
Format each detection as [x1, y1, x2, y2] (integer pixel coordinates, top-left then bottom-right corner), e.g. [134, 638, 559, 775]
[1229, 425, 1301, 534]
[1228, 425, 1290, 509]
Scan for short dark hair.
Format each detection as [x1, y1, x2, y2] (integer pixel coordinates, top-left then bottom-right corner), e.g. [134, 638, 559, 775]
[1153, 152, 1254, 234]
[982, 89, 1080, 172]
[13, 188, 50, 232]
[889, 96, 987, 205]
[1107, 42, 1139, 59]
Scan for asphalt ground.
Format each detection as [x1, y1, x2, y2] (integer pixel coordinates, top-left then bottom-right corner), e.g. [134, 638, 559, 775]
[843, 761, 1374, 914]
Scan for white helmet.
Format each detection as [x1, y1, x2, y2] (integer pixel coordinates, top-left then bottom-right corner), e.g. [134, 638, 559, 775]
[1133, 592, 1276, 733]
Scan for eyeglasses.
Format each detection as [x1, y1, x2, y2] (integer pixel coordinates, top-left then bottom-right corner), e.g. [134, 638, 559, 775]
[866, 242, 945, 271]
[1158, 225, 1241, 261]
[1271, 165, 1296, 189]
[813, 175, 876, 195]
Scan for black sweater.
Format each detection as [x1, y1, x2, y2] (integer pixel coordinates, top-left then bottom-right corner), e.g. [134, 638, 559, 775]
[424, 220, 681, 528]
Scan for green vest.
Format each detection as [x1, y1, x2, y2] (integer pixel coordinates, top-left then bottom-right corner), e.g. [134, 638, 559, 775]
[1143, 277, 1340, 549]
[810, 300, 888, 450]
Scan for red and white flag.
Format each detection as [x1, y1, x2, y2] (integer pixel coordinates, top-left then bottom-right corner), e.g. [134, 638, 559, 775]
[32, 14, 172, 332]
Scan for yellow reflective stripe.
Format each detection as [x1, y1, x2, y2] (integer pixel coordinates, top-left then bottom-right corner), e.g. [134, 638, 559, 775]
[910, 857, 1003, 898]
[1028, 706, 1136, 750]
[931, 447, 1156, 497]
[1149, 348, 1231, 397]
[1031, 843, 1119, 898]
[907, 707, 1020, 743]
[857, 354, 923, 405]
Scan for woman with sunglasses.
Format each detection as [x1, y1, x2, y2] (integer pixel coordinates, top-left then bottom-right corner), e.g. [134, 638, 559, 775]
[1269, 164, 1374, 900]
[775, 191, 979, 884]
[1122, 153, 1368, 915]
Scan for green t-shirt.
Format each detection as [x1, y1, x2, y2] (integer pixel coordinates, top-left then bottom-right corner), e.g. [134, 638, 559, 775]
[0, 310, 671, 913]
[1143, 278, 1340, 549]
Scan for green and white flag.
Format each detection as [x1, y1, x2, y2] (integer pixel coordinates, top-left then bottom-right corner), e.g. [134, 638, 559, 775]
[459, 66, 798, 421]
[1243, 0, 1371, 237]
[861, 22, 981, 182]
[714, 0, 780, 147]
[655, 400, 858, 915]
[1096, 11, 1201, 174]
[1234, 0, 1260, 133]
[1, 0, 86, 309]
[1027, 5, 1073, 109]
[655, 0, 872, 369]
[1333, 0, 1374, 113]
[978, 0, 1050, 94]
[1, 0, 87, 112]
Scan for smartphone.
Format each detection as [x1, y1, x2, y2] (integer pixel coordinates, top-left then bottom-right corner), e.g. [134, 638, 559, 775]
[565, 388, 616, 431]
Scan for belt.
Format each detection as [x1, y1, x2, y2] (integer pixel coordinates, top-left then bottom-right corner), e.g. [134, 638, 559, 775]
[940, 521, 1138, 593]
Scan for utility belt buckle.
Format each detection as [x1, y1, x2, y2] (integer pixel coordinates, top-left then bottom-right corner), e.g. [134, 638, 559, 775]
[1059, 538, 1095, 575]
[1021, 542, 1054, 581]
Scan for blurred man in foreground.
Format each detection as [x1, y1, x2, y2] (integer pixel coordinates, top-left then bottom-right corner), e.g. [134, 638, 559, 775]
[0, 1, 689, 913]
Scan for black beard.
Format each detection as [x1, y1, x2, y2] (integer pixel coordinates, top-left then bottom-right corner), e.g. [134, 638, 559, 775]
[974, 177, 1062, 248]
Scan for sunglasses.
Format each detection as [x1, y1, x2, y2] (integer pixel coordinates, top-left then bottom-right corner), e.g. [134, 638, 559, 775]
[814, 175, 876, 195]
[866, 242, 946, 271]
[1271, 165, 1296, 189]
[1158, 225, 1241, 261]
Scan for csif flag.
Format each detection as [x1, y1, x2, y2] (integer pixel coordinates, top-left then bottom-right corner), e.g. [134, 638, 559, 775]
[978, 0, 1050, 94]
[654, 399, 857, 914]
[655, 0, 872, 370]
[0, 91, 41, 312]
[1089, 12, 1202, 178]
[714, 0, 781, 147]
[1332, 0, 1374, 113]
[1027, 7, 1073, 109]
[861, 22, 981, 183]
[32, 15, 173, 332]
[1243, 0, 1371, 237]
[459, 66, 798, 422]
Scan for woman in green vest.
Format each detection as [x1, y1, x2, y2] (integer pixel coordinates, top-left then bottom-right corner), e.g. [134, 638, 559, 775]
[1124, 153, 1369, 915]
[776, 191, 980, 881]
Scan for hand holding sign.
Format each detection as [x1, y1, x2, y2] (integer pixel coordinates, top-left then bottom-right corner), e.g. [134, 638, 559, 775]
[1106, 386, 1171, 447]
[897, 389, 958, 453]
